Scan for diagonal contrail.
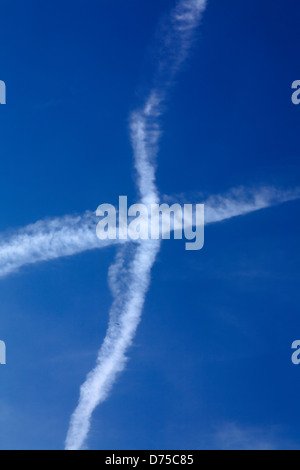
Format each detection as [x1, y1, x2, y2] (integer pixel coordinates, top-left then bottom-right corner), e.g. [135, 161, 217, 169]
[65, 0, 208, 451]
[0, 186, 298, 280]
[0, 211, 122, 279]
[0, 0, 297, 450]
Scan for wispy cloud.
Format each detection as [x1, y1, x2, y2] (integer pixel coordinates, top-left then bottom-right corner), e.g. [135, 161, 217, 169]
[211, 423, 282, 450]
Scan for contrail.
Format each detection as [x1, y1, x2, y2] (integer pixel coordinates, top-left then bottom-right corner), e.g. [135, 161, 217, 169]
[164, 186, 300, 227]
[65, 239, 160, 450]
[0, 0, 297, 450]
[0, 211, 122, 279]
[0, 186, 298, 279]
[205, 186, 300, 224]
[65, 0, 208, 451]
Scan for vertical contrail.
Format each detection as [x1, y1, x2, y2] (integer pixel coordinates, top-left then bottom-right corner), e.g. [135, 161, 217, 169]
[65, 0, 207, 450]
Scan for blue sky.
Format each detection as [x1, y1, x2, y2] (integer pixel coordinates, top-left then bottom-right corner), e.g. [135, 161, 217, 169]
[0, 0, 300, 450]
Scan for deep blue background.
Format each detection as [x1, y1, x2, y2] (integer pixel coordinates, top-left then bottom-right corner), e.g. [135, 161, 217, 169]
[0, 0, 299, 449]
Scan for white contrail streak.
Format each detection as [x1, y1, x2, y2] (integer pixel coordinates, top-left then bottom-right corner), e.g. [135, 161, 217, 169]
[0, 211, 122, 279]
[0, 187, 298, 279]
[65, 239, 160, 450]
[0, 0, 297, 450]
[205, 186, 300, 224]
[65, 0, 208, 451]
[163, 186, 300, 227]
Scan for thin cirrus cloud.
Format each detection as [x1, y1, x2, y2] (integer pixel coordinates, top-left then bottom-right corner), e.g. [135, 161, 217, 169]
[209, 422, 299, 450]
[212, 423, 278, 451]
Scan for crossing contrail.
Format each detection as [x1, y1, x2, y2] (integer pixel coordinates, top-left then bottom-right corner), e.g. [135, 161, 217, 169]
[0, 0, 298, 451]
[65, 0, 208, 451]
[0, 186, 298, 280]
[0, 211, 121, 279]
